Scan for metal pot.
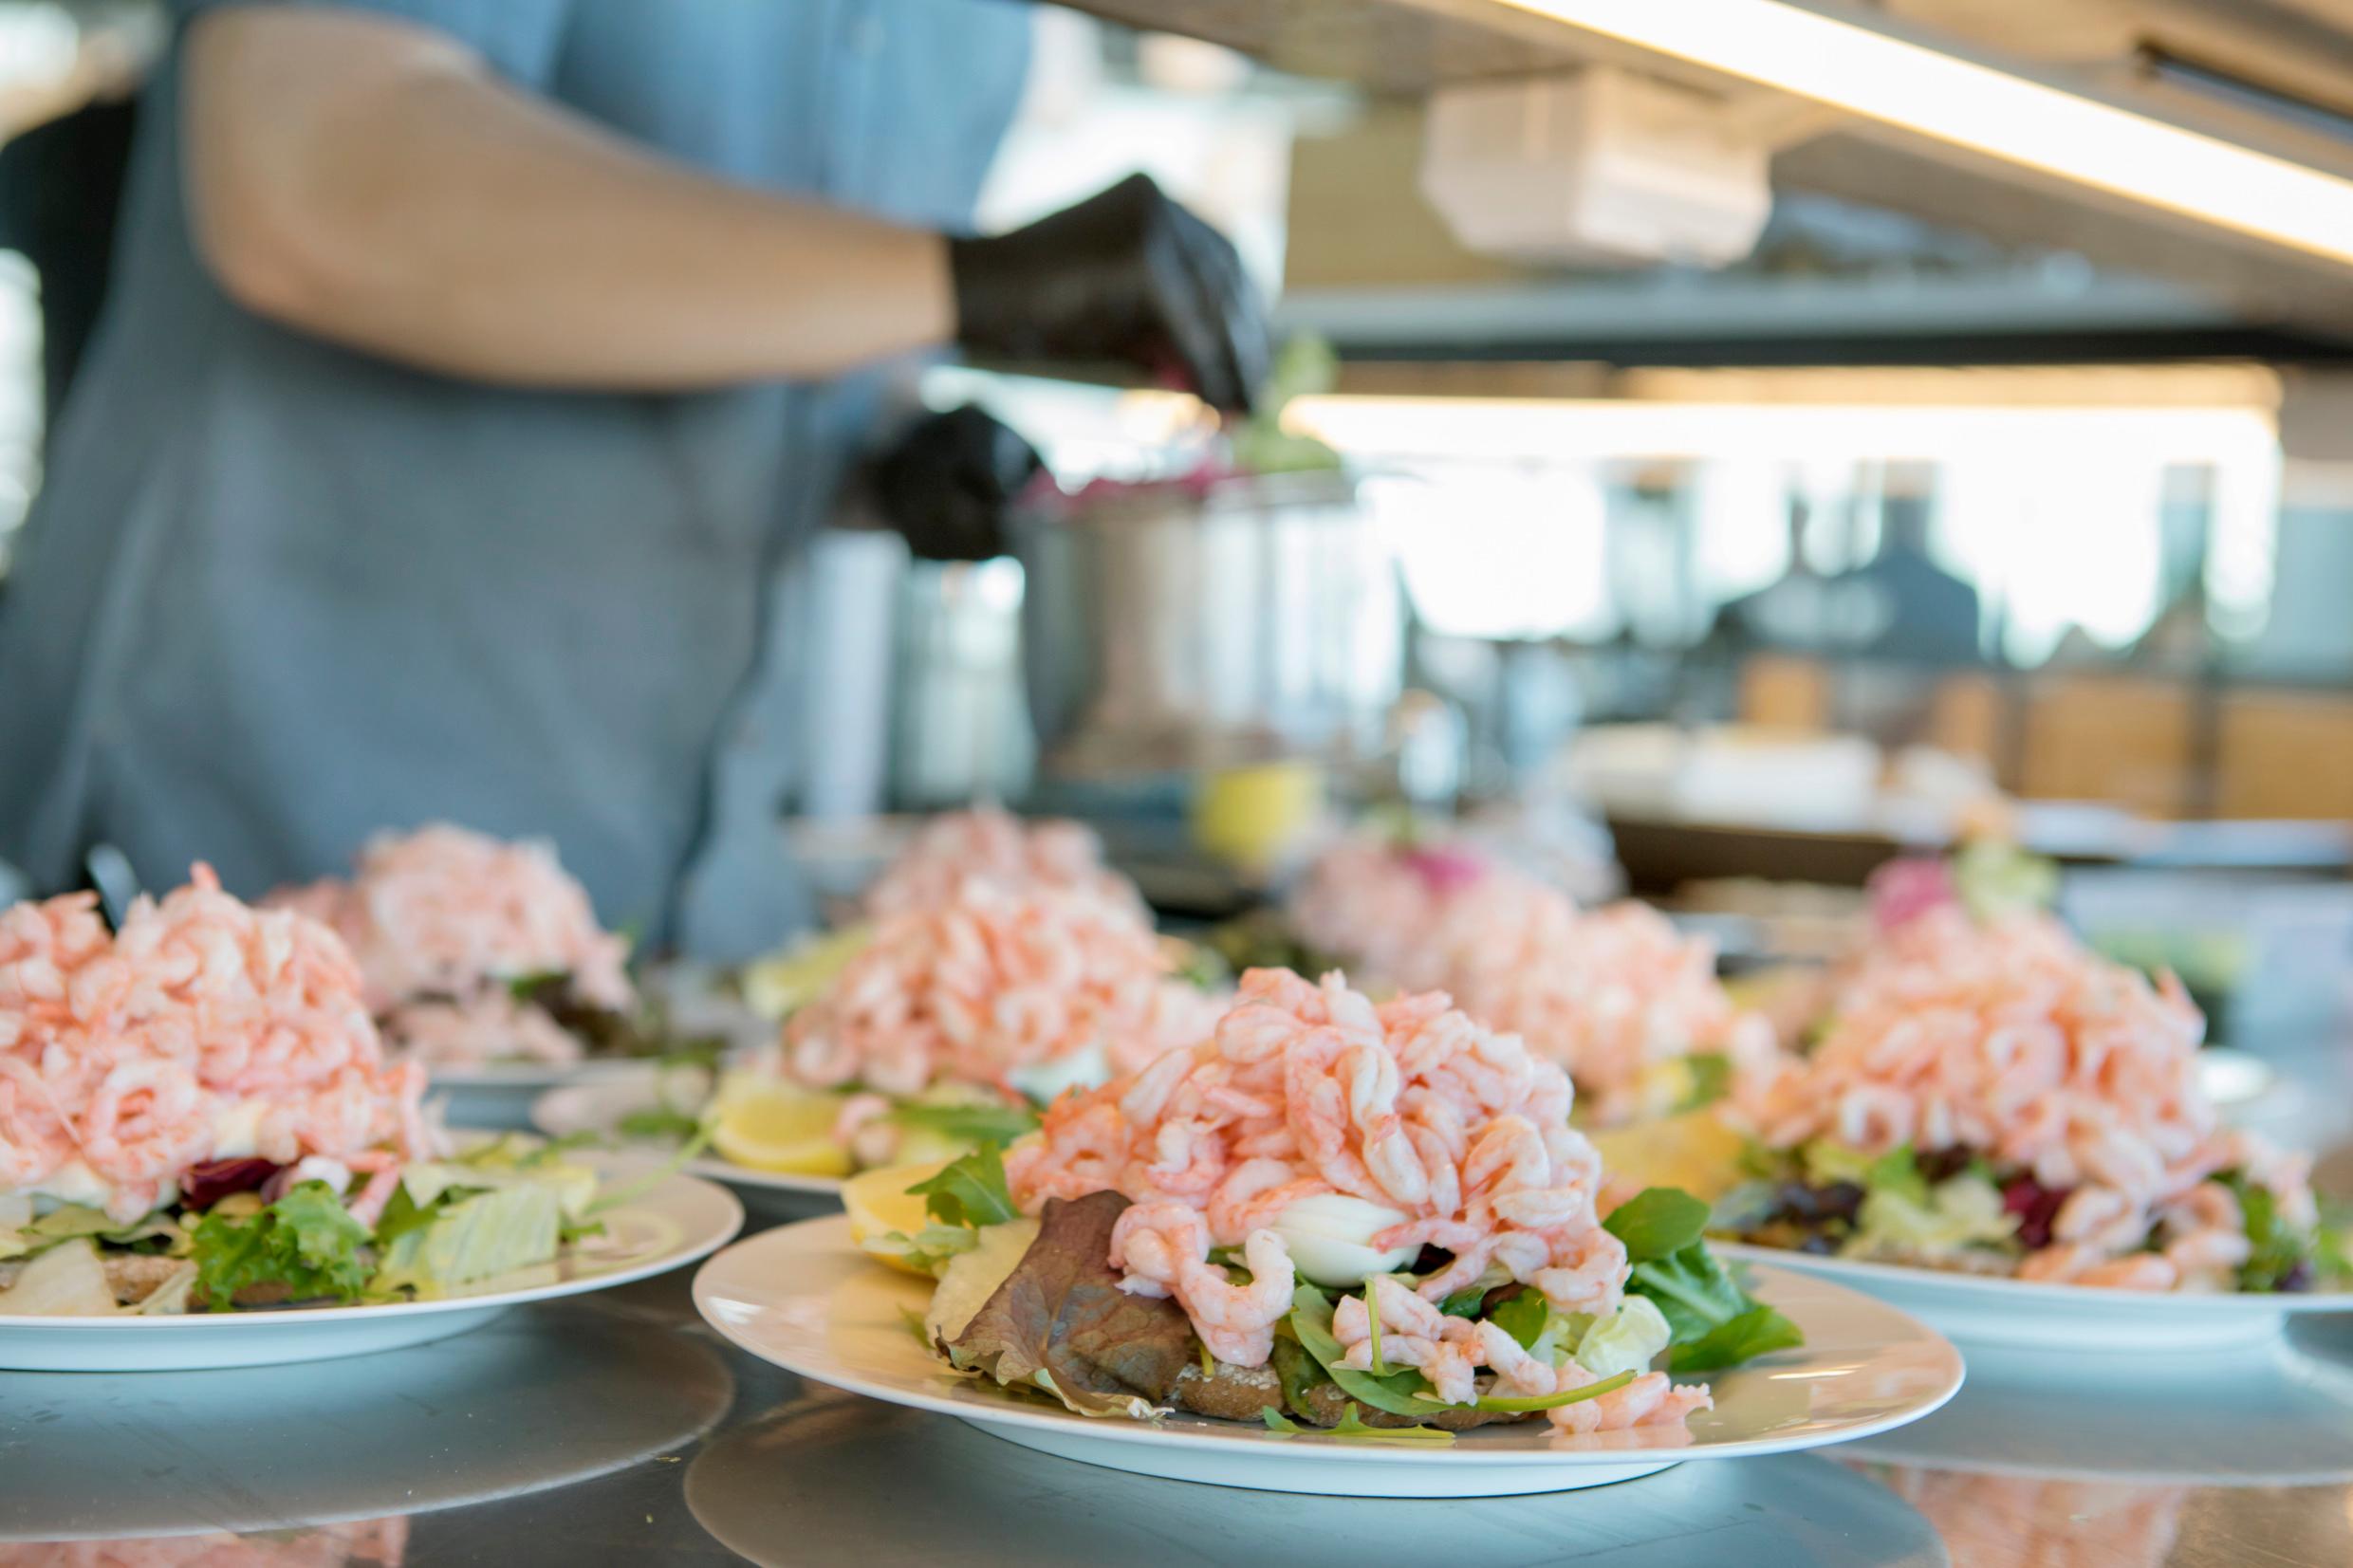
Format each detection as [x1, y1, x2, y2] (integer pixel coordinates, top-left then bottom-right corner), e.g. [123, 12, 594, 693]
[1013, 470, 1404, 779]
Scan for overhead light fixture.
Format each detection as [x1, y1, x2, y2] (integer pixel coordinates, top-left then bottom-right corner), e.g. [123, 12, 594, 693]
[1492, 0, 2353, 266]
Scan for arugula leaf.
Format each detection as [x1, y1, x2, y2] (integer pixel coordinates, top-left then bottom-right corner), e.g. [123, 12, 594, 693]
[1363, 1278, 1389, 1374]
[907, 1145, 1019, 1229]
[1667, 1303, 1806, 1373]
[886, 1100, 1041, 1147]
[1603, 1188, 1711, 1264]
[1260, 1405, 1303, 1434]
[191, 1180, 371, 1310]
[1287, 1284, 1454, 1417]
[1473, 1368, 1637, 1413]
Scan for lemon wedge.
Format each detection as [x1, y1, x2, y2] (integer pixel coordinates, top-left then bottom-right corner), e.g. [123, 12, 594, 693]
[842, 1159, 950, 1274]
[738, 925, 872, 1021]
[709, 1079, 856, 1176]
[1590, 1108, 1745, 1205]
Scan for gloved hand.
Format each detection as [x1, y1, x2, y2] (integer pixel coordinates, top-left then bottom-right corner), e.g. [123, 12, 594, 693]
[949, 173, 1270, 414]
[865, 404, 1044, 563]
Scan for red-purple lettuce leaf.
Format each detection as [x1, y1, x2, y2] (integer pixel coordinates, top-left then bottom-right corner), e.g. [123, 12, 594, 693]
[943, 1190, 1195, 1418]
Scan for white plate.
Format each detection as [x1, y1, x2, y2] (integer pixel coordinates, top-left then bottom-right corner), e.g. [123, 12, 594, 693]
[692, 1214, 1964, 1498]
[532, 1067, 845, 1199]
[1715, 1242, 2353, 1352]
[0, 1158, 743, 1372]
[4, 1296, 735, 1539]
[432, 1057, 662, 1133]
[429, 1056, 659, 1093]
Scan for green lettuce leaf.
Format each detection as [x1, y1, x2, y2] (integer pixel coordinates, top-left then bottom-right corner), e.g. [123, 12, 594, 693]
[191, 1181, 371, 1310]
[372, 1181, 565, 1296]
[1574, 1297, 1673, 1378]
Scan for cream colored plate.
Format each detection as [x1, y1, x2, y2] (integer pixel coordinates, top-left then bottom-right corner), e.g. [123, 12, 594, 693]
[531, 1068, 846, 1198]
[0, 1158, 743, 1372]
[692, 1214, 1965, 1498]
[1716, 1243, 2353, 1352]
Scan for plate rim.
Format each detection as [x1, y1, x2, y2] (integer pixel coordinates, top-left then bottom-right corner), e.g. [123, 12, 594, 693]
[530, 1075, 846, 1197]
[1714, 1241, 2353, 1317]
[426, 1056, 662, 1091]
[693, 1213, 1966, 1469]
[0, 1160, 744, 1333]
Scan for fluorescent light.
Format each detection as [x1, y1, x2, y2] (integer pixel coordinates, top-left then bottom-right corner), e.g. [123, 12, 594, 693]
[1284, 395, 2279, 465]
[1492, 0, 2353, 265]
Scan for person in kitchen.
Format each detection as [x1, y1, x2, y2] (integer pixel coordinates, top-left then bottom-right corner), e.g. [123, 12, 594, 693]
[0, 0, 1269, 958]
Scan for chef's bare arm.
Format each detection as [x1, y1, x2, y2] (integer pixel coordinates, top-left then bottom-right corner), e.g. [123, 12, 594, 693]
[181, 8, 955, 388]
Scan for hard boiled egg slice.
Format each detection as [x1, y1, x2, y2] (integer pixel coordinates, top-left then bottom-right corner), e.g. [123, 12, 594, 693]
[1006, 1043, 1110, 1105]
[1266, 1192, 1420, 1287]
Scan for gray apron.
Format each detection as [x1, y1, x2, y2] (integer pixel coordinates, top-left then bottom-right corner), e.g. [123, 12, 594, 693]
[0, 0, 1030, 958]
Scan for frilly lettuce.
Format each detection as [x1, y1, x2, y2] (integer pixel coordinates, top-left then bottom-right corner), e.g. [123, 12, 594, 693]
[1575, 1296, 1673, 1379]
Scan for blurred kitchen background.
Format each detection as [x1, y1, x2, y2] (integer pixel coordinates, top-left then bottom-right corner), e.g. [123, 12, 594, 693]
[5, 0, 2352, 1061]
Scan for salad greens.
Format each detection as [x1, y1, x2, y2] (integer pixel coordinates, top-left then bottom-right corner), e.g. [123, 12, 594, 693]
[1606, 1187, 1804, 1374]
[909, 1151, 1797, 1430]
[191, 1181, 373, 1310]
[886, 1101, 1040, 1152]
[174, 1137, 602, 1312]
[1288, 1282, 1454, 1418]
[1731, 1137, 2352, 1296]
[907, 1145, 1020, 1229]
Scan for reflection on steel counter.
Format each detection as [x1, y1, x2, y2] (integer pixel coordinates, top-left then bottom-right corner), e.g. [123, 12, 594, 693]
[0, 1520, 409, 1567]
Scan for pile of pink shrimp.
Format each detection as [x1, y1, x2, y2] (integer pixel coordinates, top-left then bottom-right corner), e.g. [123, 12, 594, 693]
[0, 1517, 411, 1568]
[0, 868, 428, 1222]
[1446, 898, 1777, 1127]
[1286, 833, 1503, 993]
[1732, 909, 2315, 1290]
[1290, 836, 1770, 1124]
[863, 807, 1150, 929]
[271, 824, 633, 1069]
[783, 879, 1219, 1101]
[1008, 968, 1711, 1433]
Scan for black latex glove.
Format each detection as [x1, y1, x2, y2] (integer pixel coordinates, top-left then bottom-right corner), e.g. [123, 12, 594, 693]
[866, 404, 1044, 563]
[949, 173, 1270, 414]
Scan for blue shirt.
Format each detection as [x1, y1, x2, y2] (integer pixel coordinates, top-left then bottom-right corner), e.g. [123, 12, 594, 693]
[0, 0, 1029, 957]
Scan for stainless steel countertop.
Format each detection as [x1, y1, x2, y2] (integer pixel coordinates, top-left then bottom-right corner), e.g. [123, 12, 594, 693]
[10, 1029, 2353, 1568]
